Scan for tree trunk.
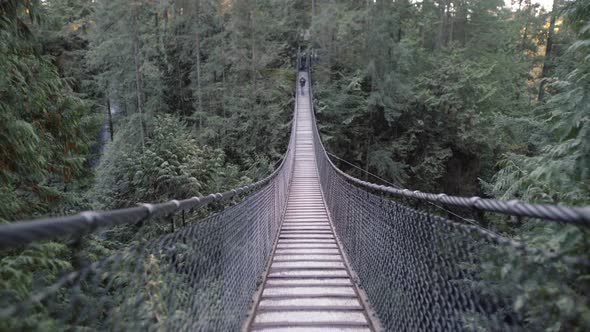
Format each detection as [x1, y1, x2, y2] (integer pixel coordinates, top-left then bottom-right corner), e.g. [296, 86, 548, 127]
[195, 0, 203, 130]
[250, 3, 256, 106]
[436, 1, 449, 49]
[132, 0, 147, 148]
[521, 14, 530, 50]
[538, 0, 558, 102]
[448, 5, 454, 45]
[364, 136, 371, 181]
[364, 67, 377, 181]
[222, 42, 227, 121]
[107, 98, 114, 141]
[436, 1, 442, 48]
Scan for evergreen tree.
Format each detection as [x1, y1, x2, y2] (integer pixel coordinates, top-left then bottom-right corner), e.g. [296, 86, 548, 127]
[0, 0, 94, 221]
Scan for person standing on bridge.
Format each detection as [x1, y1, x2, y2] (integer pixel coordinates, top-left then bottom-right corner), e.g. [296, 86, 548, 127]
[299, 76, 306, 95]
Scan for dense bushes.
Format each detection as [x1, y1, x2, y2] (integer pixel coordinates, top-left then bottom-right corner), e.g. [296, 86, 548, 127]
[93, 114, 239, 209]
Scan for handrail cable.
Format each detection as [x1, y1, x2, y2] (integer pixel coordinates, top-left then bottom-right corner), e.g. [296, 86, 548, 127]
[326, 151, 590, 265]
[307, 63, 589, 266]
[0, 171, 281, 250]
[313, 117, 590, 225]
[326, 151, 503, 236]
[0, 112, 298, 251]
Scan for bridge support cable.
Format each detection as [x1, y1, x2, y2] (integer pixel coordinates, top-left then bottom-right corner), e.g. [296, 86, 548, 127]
[0, 75, 299, 331]
[306, 60, 590, 331]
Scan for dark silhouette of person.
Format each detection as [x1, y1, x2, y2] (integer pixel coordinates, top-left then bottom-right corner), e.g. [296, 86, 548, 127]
[299, 77, 306, 95]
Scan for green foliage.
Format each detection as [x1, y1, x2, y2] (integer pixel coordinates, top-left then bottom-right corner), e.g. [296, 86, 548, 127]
[1, 0, 588, 330]
[312, 1, 589, 330]
[489, 1, 590, 204]
[0, 0, 94, 221]
[94, 114, 237, 209]
[0, 242, 72, 331]
[312, 8, 513, 193]
[2, 0, 298, 329]
[481, 2, 590, 330]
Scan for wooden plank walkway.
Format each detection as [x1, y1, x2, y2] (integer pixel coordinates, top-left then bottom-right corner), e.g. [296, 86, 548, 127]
[247, 72, 374, 331]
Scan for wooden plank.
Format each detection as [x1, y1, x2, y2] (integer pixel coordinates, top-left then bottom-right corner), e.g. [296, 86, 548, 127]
[247, 72, 373, 332]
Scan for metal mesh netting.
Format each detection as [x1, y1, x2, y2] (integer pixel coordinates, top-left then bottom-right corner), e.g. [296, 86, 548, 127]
[0, 105, 297, 332]
[313, 166, 503, 330]
[0, 169, 294, 331]
[308, 74, 589, 330]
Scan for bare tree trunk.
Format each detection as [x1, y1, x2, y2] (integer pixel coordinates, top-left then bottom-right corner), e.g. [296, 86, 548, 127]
[250, 2, 256, 105]
[163, 4, 168, 29]
[195, 0, 203, 130]
[132, 0, 146, 148]
[364, 57, 377, 181]
[448, 6, 454, 45]
[521, 15, 530, 49]
[436, 0, 448, 49]
[538, 0, 558, 102]
[107, 98, 114, 141]
[221, 42, 227, 119]
[196, 31, 203, 129]
[157, 0, 169, 65]
[217, 1, 227, 125]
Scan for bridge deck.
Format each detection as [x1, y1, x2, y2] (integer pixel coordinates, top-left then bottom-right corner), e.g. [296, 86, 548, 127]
[248, 72, 373, 331]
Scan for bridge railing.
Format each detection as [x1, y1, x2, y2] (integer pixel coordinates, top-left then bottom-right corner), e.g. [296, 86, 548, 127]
[0, 67, 299, 332]
[306, 60, 590, 331]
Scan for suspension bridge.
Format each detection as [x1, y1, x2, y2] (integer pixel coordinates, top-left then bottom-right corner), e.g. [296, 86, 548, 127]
[1, 55, 589, 331]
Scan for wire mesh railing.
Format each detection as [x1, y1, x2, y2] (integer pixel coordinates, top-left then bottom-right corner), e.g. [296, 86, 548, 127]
[0, 72, 298, 332]
[307, 64, 590, 331]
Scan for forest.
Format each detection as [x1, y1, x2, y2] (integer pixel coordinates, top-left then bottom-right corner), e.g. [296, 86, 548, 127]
[0, 0, 589, 330]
